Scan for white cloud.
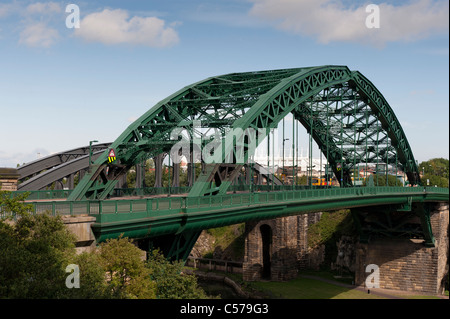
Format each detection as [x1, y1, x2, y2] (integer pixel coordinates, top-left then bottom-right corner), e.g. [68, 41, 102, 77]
[26, 2, 62, 15]
[0, 3, 14, 18]
[248, 0, 449, 46]
[7, 2, 63, 48]
[0, 148, 51, 168]
[74, 8, 179, 47]
[19, 22, 59, 48]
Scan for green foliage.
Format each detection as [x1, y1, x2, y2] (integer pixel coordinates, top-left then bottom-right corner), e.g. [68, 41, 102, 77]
[251, 275, 385, 299]
[308, 210, 355, 249]
[295, 175, 308, 185]
[419, 158, 449, 188]
[363, 174, 403, 187]
[307, 209, 356, 270]
[0, 212, 76, 298]
[97, 236, 156, 299]
[66, 252, 111, 299]
[0, 193, 208, 299]
[126, 160, 202, 188]
[146, 249, 208, 299]
[0, 191, 33, 219]
[204, 224, 246, 260]
[420, 158, 449, 178]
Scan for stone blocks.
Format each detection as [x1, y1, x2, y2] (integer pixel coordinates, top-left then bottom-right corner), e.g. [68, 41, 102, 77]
[355, 203, 449, 294]
[243, 212, 322, 281]
[0, 168, 20, 191]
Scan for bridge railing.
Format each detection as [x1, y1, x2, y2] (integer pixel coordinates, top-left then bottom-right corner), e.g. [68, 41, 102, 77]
[10, 189, 73, 201]
[185, 257, 243, 274]
[14, 186, 447, 219]
[12, 184, 344, 201]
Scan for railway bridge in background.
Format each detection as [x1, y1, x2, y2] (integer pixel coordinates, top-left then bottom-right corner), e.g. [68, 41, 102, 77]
[3, 66, 449, 294]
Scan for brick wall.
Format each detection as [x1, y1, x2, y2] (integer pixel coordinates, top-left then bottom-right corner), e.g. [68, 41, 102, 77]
[0, 168, 20, 191]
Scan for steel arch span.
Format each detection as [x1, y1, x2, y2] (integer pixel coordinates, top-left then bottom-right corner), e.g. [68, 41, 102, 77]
[68, 66, 421, 201]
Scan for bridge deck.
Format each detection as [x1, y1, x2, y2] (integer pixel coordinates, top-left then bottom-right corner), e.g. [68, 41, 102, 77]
[16, 186, 447, 242]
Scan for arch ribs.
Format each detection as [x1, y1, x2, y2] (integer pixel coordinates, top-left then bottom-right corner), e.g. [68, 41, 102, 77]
[68, 66, 420, 201]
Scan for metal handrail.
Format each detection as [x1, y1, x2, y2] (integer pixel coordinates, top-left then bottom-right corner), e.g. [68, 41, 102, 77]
[17, 186, 448, 218]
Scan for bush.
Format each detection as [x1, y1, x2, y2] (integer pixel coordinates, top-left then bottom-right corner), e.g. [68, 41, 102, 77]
[0, 192, 208, 299]
[147, 249, 208, 299]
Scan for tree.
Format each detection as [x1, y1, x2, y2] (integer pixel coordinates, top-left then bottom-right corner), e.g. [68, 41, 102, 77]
[1, 191, 210, 299]
[0, 192, 77, 298]
[64, 252, 111, 299]
[97, 236, 156, 299]
[419, 158, 449, 188]
[0, 191, 32, 219]
[363, 173, 403, 187]
[146, 249, 208, 299]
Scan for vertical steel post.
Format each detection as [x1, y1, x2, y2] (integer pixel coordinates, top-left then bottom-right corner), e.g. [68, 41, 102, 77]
[326, 89, 330, 187]
[309, 103, 313, 189]
[386, 128, 389, 186]
[267, 127, 270, 189]
[353, 92, 357, 185]
[365, 104, 369, 182]
[272, 128, 275, 191]
[292, 112, 295, 189]
[282, 117, 285, 185]
[340, 90, 344, 186]
[296, 114, 299, 188]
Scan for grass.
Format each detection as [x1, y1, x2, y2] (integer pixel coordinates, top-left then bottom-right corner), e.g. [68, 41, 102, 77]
[250, 275, 385, 299]
[195, 269, 445, 299]
[236, 271, 444, 299]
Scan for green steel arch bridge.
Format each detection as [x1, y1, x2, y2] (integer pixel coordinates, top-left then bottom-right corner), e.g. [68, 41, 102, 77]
[21, 66, 448, 260]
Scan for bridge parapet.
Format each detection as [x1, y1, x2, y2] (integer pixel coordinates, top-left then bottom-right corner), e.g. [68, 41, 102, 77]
[27, 186, 449, 218]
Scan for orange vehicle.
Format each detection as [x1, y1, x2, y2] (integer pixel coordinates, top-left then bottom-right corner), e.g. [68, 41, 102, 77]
[311, 177, 332, 186]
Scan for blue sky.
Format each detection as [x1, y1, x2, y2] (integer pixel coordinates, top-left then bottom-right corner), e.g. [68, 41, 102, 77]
[0, 0, 448, 167]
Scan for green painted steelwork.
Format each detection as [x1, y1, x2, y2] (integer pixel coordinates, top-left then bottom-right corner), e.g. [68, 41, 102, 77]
[25, 187, 448, 246]
[68, 66, 422, 201]
[13, 184, 313, 201]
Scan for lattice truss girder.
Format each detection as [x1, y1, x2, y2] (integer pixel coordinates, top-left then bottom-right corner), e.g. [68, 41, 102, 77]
[68, 66, 420, 200]
[118, 69, 303, 163]
[299, 85, 399, 173]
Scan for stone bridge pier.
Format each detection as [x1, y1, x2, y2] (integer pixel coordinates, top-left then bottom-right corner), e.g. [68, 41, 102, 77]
[243, 212, 322, 282]
[242, 202, 448, 295]
[355, 202, 449, 295]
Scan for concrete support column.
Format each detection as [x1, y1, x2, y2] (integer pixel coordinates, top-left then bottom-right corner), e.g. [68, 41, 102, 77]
[153, 154, 164, 188]
[135, 161, 145, 188]
[68, 173, 74, 189]
[172, 162, 180, 187]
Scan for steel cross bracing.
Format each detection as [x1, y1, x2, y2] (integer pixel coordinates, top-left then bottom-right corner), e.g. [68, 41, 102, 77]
[68, 66, 421, 202]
